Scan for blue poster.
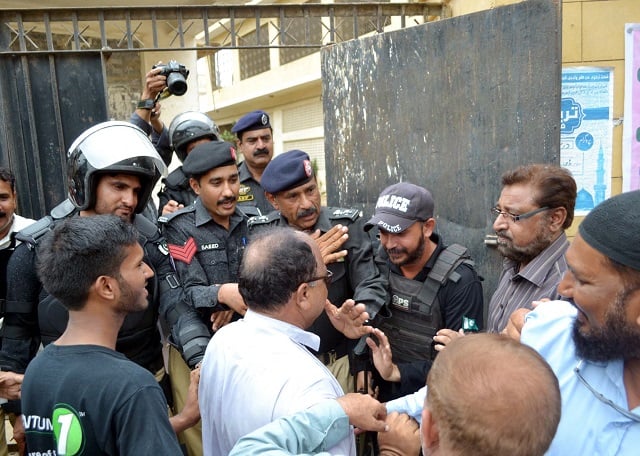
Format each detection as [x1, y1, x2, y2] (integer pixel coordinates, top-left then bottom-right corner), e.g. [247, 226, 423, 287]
[561, 68, 613, 215]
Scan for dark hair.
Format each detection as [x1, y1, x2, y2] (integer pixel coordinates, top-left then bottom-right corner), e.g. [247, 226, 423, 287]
[0, 167, 16, 193]
[239, 228, 317, 311]
[501, 164, 577, 229]
[36, 215, 139, 311]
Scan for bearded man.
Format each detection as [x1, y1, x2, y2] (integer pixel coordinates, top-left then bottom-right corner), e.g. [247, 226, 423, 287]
[487, 164, 576, 332]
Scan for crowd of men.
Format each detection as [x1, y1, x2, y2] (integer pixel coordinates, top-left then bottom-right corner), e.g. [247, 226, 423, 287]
[0, 65, 637, 456]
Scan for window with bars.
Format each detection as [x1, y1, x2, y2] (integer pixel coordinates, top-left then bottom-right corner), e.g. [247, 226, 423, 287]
[238, 24, 270, 80]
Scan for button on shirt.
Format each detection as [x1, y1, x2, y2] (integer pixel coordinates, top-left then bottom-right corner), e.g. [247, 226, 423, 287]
[521, 300, 640, 455]
[199, 309, 355, 456]
[487, 232, 568, 333]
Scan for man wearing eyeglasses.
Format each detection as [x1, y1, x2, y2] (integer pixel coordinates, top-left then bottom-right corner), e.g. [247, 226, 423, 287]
[198, 227, 374, 456]
[247, 150, 388, 396]
[363, 182, 484, 401]
[513, 189, 640, 454]
[486, 164, 577, 333]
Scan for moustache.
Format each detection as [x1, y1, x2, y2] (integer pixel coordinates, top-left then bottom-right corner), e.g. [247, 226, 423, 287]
[495, 230, 512, 241]
[253, 149, 269, 157]
[217, 196, 237, 206]
[296, 207, 317, 219]
[386, 247, 407, 257]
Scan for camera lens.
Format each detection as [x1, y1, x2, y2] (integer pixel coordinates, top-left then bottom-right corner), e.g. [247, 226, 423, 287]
[167, 72, 188, 96]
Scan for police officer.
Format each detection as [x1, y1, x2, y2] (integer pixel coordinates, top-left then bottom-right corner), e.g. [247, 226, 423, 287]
[248, 150, 388, 394]
[160, 141, 249, 455]
[231, 109, 275, 217]
[158, 111, 222, 216]
[364, 182, 484, 401]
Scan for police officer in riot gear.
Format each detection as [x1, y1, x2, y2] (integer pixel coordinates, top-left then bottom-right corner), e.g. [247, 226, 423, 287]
[158, 111, 222, 216]
[0, 122, 211, 445]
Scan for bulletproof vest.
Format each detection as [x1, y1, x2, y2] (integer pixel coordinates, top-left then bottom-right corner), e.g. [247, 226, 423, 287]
[17, 205, 163, 371]
[379, 244, 472, 362]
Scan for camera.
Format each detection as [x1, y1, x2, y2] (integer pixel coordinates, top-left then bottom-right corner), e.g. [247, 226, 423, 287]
[153, 60, 189, 96]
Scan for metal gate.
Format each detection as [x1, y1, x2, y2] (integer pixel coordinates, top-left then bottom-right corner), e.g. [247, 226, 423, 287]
[0, 3, 441, 219]
[321, 0, 562, 307]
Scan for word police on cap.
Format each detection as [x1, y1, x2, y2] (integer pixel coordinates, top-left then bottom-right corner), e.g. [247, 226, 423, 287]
[376, 194, 411, 213]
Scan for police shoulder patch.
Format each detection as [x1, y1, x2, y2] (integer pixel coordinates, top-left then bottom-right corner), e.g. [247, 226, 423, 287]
[247, 211, 280, 229]
[158, 204, 196, 224]
[327, 207, 361, 222]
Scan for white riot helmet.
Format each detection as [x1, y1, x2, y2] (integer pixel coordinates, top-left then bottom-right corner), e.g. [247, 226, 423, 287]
[66, 121, 168, 214]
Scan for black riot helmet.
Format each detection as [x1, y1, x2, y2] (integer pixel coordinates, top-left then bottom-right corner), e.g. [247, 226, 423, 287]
[169, 111, 221, 163]
[67, 121, 168, 214]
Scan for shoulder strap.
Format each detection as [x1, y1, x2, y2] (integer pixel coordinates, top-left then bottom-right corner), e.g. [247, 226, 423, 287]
[158, 204, 196, 225]
[50, 198, 77, 220]
[247, 211, 280, 229]
[326, 207, 361, 222]
[134, 214, 161, 241]
[164, 167, 189, 188]
[417, 244, 472, 313]
[15, 216, 55, 246]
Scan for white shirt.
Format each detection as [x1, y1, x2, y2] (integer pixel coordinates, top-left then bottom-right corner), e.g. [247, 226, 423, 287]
[0, 214, 35, 250]
[199, 309, 355, 456]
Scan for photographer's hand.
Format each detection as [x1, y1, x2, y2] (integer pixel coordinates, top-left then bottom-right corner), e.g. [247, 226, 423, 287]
[136, 65, 167, 124]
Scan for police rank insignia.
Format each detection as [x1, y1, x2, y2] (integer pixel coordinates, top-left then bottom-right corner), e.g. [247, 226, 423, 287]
[168, 237, 197, 264]
[238, 184, 254, 202]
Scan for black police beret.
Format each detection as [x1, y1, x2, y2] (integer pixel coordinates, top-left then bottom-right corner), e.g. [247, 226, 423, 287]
[231, 110, 271, 135]
[182, 141, 237, 176]
[261, 150, 314, 194]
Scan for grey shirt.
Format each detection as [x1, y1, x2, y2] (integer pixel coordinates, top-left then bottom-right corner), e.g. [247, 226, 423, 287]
[487, 232, 569, 333]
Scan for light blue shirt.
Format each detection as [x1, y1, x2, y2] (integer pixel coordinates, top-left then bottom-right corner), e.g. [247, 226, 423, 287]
[229, 399, 350, 455]
[521, 300, 640, 455]
[385, 387, 425, 424]
[199, 310, 354, 456]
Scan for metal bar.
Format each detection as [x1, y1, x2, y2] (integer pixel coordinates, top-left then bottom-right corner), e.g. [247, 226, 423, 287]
[202, 8, 209, 47]
[44, 12, 54, 51]
[16, 12, 26, 52]
[151, 10, 158, 49]
[0, 3, 442, 55]
[99, 11, 106, 49]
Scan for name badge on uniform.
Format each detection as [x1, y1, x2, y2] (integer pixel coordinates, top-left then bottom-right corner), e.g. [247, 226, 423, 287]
[200, 243, 222, 251]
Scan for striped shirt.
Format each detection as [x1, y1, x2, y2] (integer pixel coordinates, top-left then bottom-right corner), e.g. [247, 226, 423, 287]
[487, 232, 569, 333]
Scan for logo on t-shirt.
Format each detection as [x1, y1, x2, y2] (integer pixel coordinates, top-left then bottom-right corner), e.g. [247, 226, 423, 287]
[52, 404, 85, 455]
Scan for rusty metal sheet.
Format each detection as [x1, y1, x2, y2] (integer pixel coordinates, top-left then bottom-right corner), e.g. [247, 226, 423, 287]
[321, 0, 561, 310]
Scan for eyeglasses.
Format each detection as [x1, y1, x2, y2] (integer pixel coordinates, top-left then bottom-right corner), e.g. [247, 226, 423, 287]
[307, 269, 333, 287]
[574, 359, 640, 422]
[490, 206, 550, 223]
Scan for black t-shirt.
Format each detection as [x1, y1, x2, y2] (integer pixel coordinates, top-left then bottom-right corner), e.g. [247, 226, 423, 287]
[22, 344, 182, 455]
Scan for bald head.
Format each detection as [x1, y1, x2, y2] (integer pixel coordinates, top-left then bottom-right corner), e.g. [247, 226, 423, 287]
[423, 333, 560, 456]
[239, 228, 319, 312]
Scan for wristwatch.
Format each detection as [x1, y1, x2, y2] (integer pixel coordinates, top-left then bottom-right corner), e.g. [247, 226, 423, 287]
[137, 99, 155, 110]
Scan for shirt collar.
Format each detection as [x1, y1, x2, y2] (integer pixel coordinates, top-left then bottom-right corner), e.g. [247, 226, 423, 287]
[194, 198, 247, 229]
[243, 308, 321, 351]
[512, 232, 569, 286]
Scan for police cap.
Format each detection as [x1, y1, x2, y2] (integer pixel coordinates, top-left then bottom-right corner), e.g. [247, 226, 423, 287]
[182, 141, 237, 176]
[261, 150, 314, 194]
[231, 110, 271, 135]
